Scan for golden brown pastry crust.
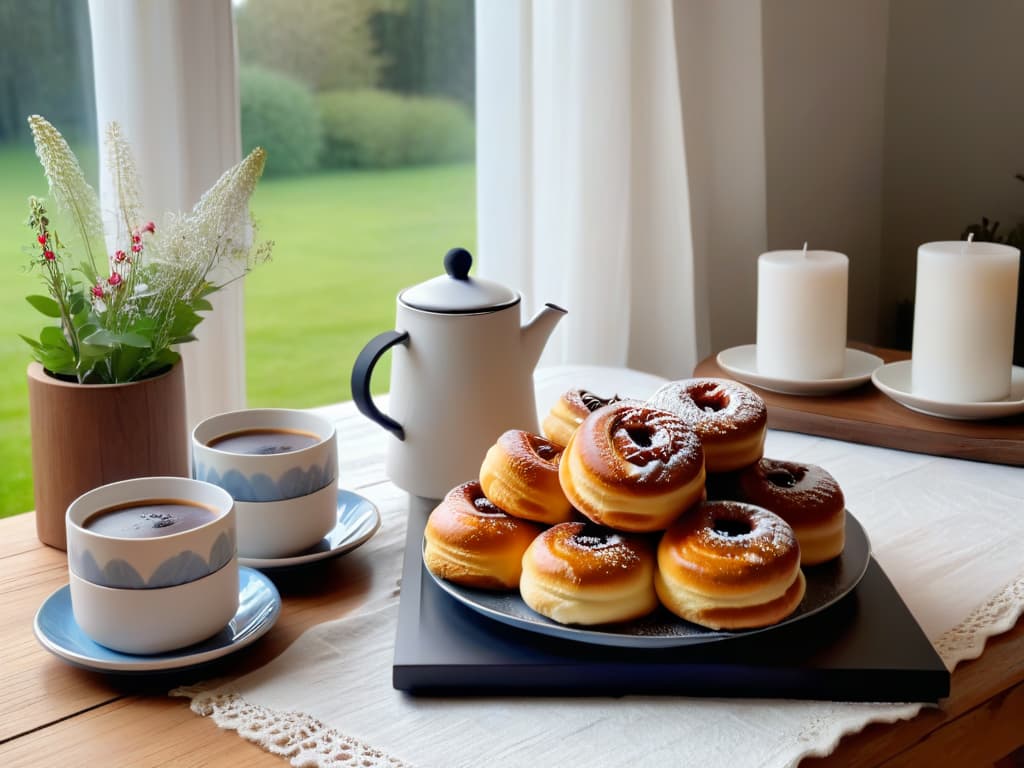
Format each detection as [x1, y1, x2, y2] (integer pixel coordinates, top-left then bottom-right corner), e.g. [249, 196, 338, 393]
[542, 389, 621, 447]
[559, 402, 705, 532]
[424, 481, 542, 590]
[655, 501, 804, 629]
[732, 458, 846, 565]
[479, 430, 573, 525]
[647, 378, 767, 472]
[519, 521, 658, 625]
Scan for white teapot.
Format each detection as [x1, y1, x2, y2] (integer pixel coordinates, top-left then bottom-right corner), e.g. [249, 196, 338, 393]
[352, 248, 566, 499]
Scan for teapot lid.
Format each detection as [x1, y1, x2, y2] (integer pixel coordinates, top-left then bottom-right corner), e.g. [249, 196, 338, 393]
[400, 248, 519, 313]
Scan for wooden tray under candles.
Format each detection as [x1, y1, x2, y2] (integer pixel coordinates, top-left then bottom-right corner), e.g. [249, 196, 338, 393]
[693, 346, 1024, 466]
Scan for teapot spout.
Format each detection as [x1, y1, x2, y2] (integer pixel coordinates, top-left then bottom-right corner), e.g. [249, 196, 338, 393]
[521, 302, 567, 370]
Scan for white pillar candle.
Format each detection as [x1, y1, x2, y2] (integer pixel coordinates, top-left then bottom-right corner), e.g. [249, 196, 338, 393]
[911, 240, 1020, 402]
[756, 249, 849, 379]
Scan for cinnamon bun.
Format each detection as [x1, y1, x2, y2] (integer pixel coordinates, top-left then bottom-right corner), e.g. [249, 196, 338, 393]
[479, 430, 573, 525]
[542, 389, 621, 447]
[520, 521, 658, 625]
[655, 501, 804, 629]
[648, 378, 767, 472]
[559, 402, 705, 532]
[424, 481, 542, 590]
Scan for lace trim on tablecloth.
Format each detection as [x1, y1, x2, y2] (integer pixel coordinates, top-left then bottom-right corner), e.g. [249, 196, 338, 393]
[172, 685, 411, 768]
[173, 572, 1024, 768]
[932, 572, 1024, 669]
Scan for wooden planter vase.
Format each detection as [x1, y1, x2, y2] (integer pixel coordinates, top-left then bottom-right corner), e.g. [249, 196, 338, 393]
[26, 361, 190, 550]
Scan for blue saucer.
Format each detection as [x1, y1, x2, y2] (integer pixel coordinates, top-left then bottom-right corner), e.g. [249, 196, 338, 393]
[34, 567, 281, 673]
[238, 488, 381, 570]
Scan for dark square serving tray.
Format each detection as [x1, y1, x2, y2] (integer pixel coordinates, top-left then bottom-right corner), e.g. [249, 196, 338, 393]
[394, 497, 950, 702]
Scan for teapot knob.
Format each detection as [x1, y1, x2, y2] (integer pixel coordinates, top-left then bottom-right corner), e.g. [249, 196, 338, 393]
[444, 247, 473, 281]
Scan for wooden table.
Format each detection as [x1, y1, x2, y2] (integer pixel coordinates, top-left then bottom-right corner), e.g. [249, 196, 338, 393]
[1, 401, 1022, 767]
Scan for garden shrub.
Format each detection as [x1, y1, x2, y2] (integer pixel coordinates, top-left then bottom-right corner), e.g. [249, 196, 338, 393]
[402, 96, 475, 165]
[239, 66, 323, 176]
[318, 90, 407, 169]
[318, 89, 474, 169]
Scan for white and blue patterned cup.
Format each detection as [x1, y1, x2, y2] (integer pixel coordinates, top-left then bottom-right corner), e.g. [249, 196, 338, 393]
[66, 476, 236, 589]
[65, 476, 239, 654]
[191, 409, 338, 503]
[192, 408, 339, 558]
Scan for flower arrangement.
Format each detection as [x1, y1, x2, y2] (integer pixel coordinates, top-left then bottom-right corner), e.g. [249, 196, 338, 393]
[22, 115, 272, 383]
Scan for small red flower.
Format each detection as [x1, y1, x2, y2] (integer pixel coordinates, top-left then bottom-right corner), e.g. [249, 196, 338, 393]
[37, 234, 47, 245]
[143, 221, 156, 234]
[131, 243, 142, 253]
[43, 250, 55, 261]
[131, 233, 141, 244]
[114, 249, 127, 262]
[107, 272, 122, 287]
[91, 285, 104, 299]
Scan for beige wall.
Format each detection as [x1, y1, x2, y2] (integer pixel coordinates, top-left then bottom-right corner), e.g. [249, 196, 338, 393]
[679, 0, 1021, 355]
[675, 0, 768, 357]
[761, 0, 890, 346]
[679, 0, 891, 353]
[880, 0, 1024, 343]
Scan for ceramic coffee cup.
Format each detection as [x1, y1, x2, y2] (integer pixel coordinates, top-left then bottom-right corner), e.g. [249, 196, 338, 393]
[66, 476, 236, 589]
[192, 409, 339, 558]
[192, 408, 338, 502]
[68, 559, 239, 654]
[233, 482, 339, 558]
[65, 476, 239, 654]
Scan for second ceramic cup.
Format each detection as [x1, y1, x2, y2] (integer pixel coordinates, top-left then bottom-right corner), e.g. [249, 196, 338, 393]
[192, 409, 339, 557]
[192, 409, 338, 501]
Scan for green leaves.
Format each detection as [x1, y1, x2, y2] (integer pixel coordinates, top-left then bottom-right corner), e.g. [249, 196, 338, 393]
[22, 117, 269, 384]
[39, 326, 65, 347]
[25, 325, 77, 378]
[22, 286, 221, 383]
[168, 302, 204, 345]
[82, 328, 151, 348]
[26, 295, 61, 318]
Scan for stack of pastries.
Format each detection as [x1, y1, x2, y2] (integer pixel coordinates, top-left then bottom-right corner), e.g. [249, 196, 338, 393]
[424, 380, 847, 631]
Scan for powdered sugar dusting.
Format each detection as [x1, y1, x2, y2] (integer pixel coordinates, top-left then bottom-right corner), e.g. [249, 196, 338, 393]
[541, 522, 647, 576]
[648, 378, 766, 439]
[603, 404, 703, 485]
[697, 501, 798, 562]
[574, 532, 623, 549]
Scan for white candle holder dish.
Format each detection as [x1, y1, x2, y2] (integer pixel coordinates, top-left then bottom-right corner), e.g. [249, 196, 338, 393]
[871, 361, 1024, 420]
[715, 345, 883, 396]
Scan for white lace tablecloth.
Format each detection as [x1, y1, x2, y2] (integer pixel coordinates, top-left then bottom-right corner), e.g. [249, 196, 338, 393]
[175, 367, 1024, 768]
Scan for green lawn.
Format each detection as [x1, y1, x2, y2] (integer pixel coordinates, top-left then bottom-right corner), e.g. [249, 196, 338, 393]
[0, 142, 475, 517]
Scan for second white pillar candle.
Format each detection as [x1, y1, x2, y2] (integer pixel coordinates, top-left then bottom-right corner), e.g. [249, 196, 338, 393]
[756, 250, 849, 380]
[911, 240, 1020, 402]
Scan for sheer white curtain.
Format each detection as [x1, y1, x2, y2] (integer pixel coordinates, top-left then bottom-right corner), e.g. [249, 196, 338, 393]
[88, 0, 245, 428]
[476, 0, 704, 379]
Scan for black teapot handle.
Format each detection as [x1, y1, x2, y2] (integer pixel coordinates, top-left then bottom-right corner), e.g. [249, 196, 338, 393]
[351, 330, 409, 440]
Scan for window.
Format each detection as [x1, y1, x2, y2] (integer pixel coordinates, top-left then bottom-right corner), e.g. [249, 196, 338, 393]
[0, 0, 474, 519]
[232, 0, 477, 409]
[0, 0, 95, 517]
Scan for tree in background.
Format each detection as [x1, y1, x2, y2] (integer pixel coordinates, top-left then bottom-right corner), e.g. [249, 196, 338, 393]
[233, 0, 475, 174]
[0, 0, 95, 144]
[373, 0, 475, 109]
[235, 0, 392, 92]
